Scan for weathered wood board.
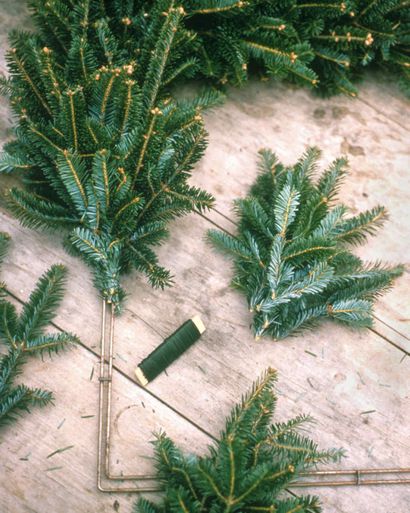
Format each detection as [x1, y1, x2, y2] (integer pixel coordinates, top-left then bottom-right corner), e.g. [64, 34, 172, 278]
[0, 1, 409, 513]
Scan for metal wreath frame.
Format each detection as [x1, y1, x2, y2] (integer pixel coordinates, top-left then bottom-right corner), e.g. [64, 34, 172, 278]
[96, 299, 410, 493]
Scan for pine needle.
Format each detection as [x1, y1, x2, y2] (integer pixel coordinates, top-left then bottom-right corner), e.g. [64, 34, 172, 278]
[46, 445, 74, 459]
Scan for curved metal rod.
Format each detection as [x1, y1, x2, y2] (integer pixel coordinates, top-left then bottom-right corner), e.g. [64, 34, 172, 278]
[97, 299, 410, 492]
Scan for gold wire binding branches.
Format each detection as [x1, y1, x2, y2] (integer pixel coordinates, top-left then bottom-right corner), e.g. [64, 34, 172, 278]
[96, 298, 410, 492]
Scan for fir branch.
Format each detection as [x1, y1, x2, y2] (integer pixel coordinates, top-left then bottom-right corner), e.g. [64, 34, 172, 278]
[134, 369, 343, 513]
[6, 189, 78, 231]
[0, 233, 10, 267]
[0, 234, 78, 430]
[17, 264, 68, 341]
[209, 148, 403, 339]
[1, 2, 216, 309]
[8, 47, 53, 117]
[27, 0, 409, 96]
[334, 206, 388, 245]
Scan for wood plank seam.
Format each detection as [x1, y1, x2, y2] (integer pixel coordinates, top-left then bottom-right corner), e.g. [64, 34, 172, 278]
[356, 97, 409, 132]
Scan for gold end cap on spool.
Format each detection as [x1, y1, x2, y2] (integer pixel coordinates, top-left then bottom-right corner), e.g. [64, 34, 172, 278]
[191, 315, 206, 335]
[135, 366, 149, 387]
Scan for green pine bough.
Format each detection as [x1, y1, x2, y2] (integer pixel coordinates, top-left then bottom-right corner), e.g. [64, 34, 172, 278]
[28, 0, 410, 96]
[1, 1, 222, 309]
[0, 233, 79, 429]
[135, 368, 343, 513]
[208, 148, 403, 340]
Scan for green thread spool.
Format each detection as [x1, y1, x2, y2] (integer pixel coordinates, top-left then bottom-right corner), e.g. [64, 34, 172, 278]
[135, 315, 206, 386]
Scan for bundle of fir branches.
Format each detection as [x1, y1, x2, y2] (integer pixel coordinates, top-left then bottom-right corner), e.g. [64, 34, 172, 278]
[135, 368, 343, 513]
[0, 233, 78, 428]
[28, 0, 410, 96]
[208, 148, 403, 340]
[1, 0, 221, 309]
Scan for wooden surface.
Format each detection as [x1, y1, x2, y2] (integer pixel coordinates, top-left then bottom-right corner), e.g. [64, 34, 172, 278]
[0, 2, 409, 512]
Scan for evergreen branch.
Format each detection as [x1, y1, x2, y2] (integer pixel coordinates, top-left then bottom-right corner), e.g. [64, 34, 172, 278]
[164, 187, 213, 211]
[334, 206, 387, 245]
[358, 0, 381, 19]
[4, 33, 212, 307]
[274, 185, 300, 237]
[283, 243, 334, 262]
[0, 383, 53, 427]
[24, 332, 79, 355]
[141, 4, 185, 118]
[327, 299, 373, 326]
[226, 368, 277, 437]
[58, 151, 88, 212]
[312, 34, 373, 45]
[28, 124, 65, 154]
[208, 230, 253, 261]
[120, 79, 134, 133]
[9, 50, 52, 117]
[70, 228, 108, 263]
[133, 114, 158, 179]
[244, 41, 299, 66]
[67, 91, 79, 151]
[136, 127, 209, 222]
[101, 74, 116, 119]
[163, 58, 198, 87]
[135, 370, 342, 512]
[295, 3, 348, 10]
[92, 150, 111, 211]
[0, 233, 10, 267]
[316, 157, 347, 200]
[0, 302, 18, 347]
[42, 49, 63, 100]
[114, 196, 143, 221]
[209, 148, 403, 339]
[270, 414, 316, 438]
[197, 464, 227, 502]
[314, 51, 350, 68]
[6, 188, 77, 231]
[0, 152, 33, 173]
[0, 235, 78, 430]
[189, 1, 245, 15]
[24, 0, 410, 98]
[17, 264, 68, 340]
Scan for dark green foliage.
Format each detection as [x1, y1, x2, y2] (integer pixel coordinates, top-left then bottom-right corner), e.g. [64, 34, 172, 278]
[28, 0, 410, 96]
[135, 368, 343, 513]
[1, 1, 221, 308]
[0, 234, 79, 429]
[208, 148, 403, 340]
[0, 233, 9, 300]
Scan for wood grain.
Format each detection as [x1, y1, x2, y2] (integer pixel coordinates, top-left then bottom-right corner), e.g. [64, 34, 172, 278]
[0, 1, 409, 511]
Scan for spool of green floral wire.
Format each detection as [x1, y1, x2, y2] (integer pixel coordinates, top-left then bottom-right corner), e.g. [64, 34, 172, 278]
[135, 316, 206, 386]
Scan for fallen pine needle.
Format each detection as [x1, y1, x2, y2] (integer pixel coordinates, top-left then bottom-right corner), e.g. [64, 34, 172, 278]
[45, 466, 64, 472]
[46, 445, 74, 459]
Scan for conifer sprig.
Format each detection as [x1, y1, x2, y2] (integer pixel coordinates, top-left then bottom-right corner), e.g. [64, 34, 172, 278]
[27, 0, 410, 96]
[208, 148, 403, 340]
[1, 1, 221, 309]
[0, 234, 79, 429]
[135, 368, 344, 513]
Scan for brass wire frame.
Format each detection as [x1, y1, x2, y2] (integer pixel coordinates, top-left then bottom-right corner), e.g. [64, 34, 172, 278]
[97, 299, 160, 492]
[97, 299, 410, 492]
